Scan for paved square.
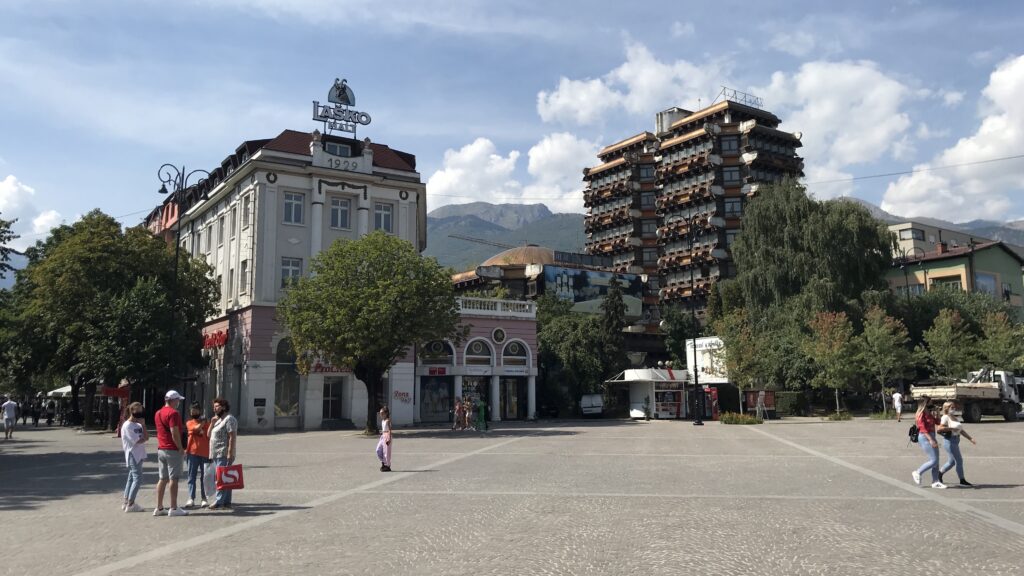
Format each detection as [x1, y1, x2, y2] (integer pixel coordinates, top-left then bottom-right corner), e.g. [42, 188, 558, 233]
[2, 418, 1023, 575]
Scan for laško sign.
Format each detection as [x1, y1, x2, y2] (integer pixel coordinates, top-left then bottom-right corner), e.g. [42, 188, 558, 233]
[203, 330, 228, 349]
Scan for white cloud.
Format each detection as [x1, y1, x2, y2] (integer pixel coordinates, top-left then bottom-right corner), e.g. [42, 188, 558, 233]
[941, 90, 965, 107]
[670, 21, 695, 38]
[0, 174, 64, 251]
[915, 123, 949, 140]
[426, 138, 521, 209]
[768, 31, 819, 57]
[537, 41, 732, 126]
[755, 60, 913, 199]
[805, 165, 854, 200]
[426, 133, 598, 213]
[891, 136, 916, 162]
[882, 55, 1024, 221]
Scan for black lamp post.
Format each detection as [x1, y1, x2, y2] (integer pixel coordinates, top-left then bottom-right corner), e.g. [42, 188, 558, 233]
[157, 165, 209, 383]
[894, 246, 925, 303]
[687, 214, 704, 426]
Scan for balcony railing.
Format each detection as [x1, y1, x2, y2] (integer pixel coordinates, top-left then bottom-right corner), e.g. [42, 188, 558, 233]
[457, 297, 536, 319]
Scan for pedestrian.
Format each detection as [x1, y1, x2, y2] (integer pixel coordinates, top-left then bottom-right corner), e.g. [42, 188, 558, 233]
[376, 405, 392, 472]
[208, 397, 238, 511]
[453, 398, 465, 431]
[46, 400, 55, 426]
[120, 402, 148, 512]
[892, 390, 903, 422]
[938, 400, 976, 487]
[2, 396, 17, 440]
[153, 390, 189, 517]
[912, 395, 946, 489]
[185, 402, 211, 509]
[31, 401, 40, 427]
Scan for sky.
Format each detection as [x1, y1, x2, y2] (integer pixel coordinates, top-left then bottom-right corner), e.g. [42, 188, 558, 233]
[2, 0, 1024, 252]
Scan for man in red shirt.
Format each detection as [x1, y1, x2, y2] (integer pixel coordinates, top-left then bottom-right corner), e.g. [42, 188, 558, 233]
[154, 390, 188, 516]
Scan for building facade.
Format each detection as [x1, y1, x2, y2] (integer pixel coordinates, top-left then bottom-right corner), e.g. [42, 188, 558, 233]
[889, 221, 993, 257]
[146, 128, 427, 430]
[582, 98, 803, 321]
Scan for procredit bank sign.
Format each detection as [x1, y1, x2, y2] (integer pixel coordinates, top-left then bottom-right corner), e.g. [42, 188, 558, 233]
[313, 78, 371, 134]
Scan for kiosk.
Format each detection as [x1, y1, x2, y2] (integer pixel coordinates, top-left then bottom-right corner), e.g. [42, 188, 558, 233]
[605, 368, 689, 419]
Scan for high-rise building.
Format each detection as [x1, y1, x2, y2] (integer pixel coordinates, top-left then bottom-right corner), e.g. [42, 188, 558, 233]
[583, 95, 804, 324]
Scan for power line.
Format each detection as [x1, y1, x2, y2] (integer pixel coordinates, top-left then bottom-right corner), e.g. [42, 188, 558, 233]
[14, 207, 154, 240]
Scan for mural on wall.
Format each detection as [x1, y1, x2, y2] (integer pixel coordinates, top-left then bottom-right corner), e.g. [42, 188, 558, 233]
[542, 266, 643, 319]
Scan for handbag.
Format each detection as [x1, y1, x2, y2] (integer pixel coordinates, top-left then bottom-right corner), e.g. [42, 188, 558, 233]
[215, 463, 245, 491]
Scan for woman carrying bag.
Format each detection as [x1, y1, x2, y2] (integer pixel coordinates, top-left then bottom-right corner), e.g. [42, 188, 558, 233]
[938, 400, 976, 487]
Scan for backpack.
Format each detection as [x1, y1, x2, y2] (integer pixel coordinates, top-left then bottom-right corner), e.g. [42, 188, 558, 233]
[908, 424, 919, 443]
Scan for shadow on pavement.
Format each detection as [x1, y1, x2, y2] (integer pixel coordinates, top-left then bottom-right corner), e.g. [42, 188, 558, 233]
[0, 449, 124, 511]
[228, 503, 310, 517]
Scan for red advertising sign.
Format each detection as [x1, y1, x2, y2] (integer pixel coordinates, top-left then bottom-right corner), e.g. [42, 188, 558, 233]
[428, 367, 447, 376]
[203, 330, 228, 349]
[311, 361, 351, 374]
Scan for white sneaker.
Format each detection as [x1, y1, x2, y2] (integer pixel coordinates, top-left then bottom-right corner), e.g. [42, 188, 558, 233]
[167, 507, 189, 517]
[200, 500, 209, 508]
[126, 503, 145, 513]
[931, 481, 947, 489]
[912, 471, 921, 485]
[122, 502, 128, 512]
[152, 508, 166, 517]
[185, 499, 195, 508]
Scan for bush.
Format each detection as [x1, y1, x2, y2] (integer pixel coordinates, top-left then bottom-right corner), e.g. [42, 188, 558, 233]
[869, 411, 896, 420]
[776, 391, 810, 416]
[720, 411, 763, 425]
[826, 411, 853, 421]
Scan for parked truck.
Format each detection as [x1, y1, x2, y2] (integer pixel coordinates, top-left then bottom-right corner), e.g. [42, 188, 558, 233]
[911, 368, 1023, 422]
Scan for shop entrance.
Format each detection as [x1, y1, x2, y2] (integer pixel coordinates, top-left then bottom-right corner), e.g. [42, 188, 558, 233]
[322, 376, 344, 427]
[462, 376, 490, 421]
[420, 376, 454, 423]
[275, 339, 300, 429]
[500, 377, 528, 420]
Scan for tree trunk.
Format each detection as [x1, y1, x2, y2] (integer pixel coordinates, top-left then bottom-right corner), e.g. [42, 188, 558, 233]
[354, 364, 384, 435]
[69, 376, 81, 425]
[834, 388, 841, 414]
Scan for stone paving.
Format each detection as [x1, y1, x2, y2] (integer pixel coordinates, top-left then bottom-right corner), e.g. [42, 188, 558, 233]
[2, 417, 1024, 575]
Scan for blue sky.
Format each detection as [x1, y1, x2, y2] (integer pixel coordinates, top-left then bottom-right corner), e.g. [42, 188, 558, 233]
[2, 0, 1023, 252]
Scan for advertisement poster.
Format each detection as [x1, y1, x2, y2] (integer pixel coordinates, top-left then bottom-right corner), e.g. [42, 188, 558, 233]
[542, 266, 643, 320]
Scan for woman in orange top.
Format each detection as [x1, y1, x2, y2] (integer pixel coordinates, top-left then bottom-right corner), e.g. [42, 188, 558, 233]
[185, 402, 211, 508]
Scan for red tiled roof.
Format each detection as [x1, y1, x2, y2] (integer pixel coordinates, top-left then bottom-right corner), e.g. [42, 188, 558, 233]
[261, 130, 417, 172]
[908, 241, 1024, 266]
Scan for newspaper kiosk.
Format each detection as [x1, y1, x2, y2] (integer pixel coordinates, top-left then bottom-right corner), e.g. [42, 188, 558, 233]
[605, 368, 689, 419]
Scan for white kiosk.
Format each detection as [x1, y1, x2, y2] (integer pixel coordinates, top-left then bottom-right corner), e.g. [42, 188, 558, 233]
[606, 368, 690, 419]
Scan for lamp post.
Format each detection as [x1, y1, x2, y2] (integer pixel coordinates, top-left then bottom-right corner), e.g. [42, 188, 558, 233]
[687, 215, 704, 426]
[894, 246, 925, 302]
[157, 165, 209, 384]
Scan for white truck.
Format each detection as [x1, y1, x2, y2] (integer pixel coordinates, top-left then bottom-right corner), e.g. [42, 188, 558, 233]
[911, 368, 1023, 423]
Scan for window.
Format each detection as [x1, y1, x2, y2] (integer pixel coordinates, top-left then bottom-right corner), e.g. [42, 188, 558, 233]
[204, 226, 212, 252]
[641, 220, 658, 236]
[275, 339, 300, 418]
[374, 202, 393, 233]
[641, 192, 656, 209]
[330, 197, 351, 229]
[227, 268, 234, 301]
[932, 276, 963, 291]
[638, 165, 655, 181]
[465, 340, 493, 366]
[230, 208, 237, 238]
[281, 257, 302, 288]
[726, 230, 739, 246]
[720, 136, 739, 153]
[218, 216, 225, 246]
[242, 195, 251, 229]
[325, 142, 351, 157]
[643, 247, 659, 264]
[240, 260, 249, 294]
[724, 198, 742, 217]
[284, 192, 304, 224]
[1003, 282, 1012, 300]
[899, 228, 925, 241]
[975, 272, 997, 295]
[194, 231, 202, 256]
[722, 166, 741, 184]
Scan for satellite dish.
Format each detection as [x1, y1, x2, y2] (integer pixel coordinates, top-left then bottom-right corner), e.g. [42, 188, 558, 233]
[793, 131, 803, 141]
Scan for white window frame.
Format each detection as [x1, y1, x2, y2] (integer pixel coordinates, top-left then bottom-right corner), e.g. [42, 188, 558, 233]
[281, 257, 303, 288]
[283, 192, 305, 225]
[241, 195, 251, 229]
[218, 216, 225, 246]
[330, 197, 352, 230]
[240, 259, 249, 294]
[374, 202, 394, 234]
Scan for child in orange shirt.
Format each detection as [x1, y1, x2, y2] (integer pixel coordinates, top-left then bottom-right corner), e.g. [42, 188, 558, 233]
[185, 402, 211, 508]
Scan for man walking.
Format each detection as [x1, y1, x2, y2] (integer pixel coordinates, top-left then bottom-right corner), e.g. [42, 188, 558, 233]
[892, 390, 904, 422]
[154, 390, 188, 517]
[2, 396, 18, 440]
[208, 397, 238, 511]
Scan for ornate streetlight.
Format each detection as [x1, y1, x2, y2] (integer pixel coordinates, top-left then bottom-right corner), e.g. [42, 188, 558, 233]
[686, 214, 705, 426]
[894, 246, 926, 303]
[157, 165, 209, 381]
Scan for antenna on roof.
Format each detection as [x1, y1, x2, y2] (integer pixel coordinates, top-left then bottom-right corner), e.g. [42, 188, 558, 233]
[717, 86, 764, 109]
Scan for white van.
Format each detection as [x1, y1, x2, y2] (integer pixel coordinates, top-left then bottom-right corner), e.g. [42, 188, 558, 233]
[580, 394, 604, 416]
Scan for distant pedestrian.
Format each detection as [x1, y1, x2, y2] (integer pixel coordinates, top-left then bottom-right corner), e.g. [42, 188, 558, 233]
[45, 400, 55, 426]
[120, 402, 148, 512]
[912, 396, 946, 489]
[31, 401, 40, 427]
[153, 390, 188, 517]
[208, 397, 238, 511]
[453, 399, 465, 431]
[376, 406, 392, 472]
[892, 391, 903, 422]
[2, 396, 17, 440]
[938, 400, 976, 487]
[185, 402, 211, 508]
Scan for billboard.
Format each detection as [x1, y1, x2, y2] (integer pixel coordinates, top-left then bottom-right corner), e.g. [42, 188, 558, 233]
[684, 336, 729, 384]
[542, 266, 643, 319]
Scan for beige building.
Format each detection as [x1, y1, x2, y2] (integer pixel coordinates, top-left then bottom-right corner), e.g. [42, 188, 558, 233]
[889, 221, 993, 258]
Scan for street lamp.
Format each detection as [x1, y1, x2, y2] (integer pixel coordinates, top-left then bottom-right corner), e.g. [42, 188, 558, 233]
[894, 246, 925, 303]
[157, 165, 209, 383]
[686, 214, 705, 426]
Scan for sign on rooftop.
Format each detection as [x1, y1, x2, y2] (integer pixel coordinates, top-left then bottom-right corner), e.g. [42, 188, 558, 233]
[313, 78, 372, 136]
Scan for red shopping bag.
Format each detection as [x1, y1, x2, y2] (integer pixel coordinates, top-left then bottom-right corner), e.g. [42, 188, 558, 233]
[215, 464, 245, 491]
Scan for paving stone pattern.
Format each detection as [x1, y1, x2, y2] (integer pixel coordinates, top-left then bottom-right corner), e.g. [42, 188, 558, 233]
[2, 418, 1023, 575]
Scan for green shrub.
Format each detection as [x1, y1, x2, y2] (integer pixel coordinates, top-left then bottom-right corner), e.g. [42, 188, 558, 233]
[720, 411, 763, 425]
[826, 411, 853, 421]
[869, 411, 896, 420]
[776, 391, 810, 416]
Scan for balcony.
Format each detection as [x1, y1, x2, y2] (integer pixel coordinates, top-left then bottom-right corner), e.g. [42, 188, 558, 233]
[458, 297, 536, 319]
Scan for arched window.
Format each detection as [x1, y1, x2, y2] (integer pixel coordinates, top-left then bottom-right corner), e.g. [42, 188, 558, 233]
[502, 341, 529, 366]
[420, 341, 454, 365]
[275, 339, 300, 418]
[465, 339, 493, 366]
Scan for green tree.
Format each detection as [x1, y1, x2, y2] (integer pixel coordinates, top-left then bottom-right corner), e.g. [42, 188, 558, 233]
[712, 309, 762, 411]
[857, 306, 914, 413]
[661, 305, 701, 368]
[923, 309, 978, 380]
[278, 231, 465, 434]
[598, 275, 628, 378]
[978, 311, 1024, 370]
[538, 314, 604, 397]
[803, 311, 859, 413]
[0, 213, 17, 279]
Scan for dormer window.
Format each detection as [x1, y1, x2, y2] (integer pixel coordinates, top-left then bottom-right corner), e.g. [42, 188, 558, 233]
[324, 142, 351, 157]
